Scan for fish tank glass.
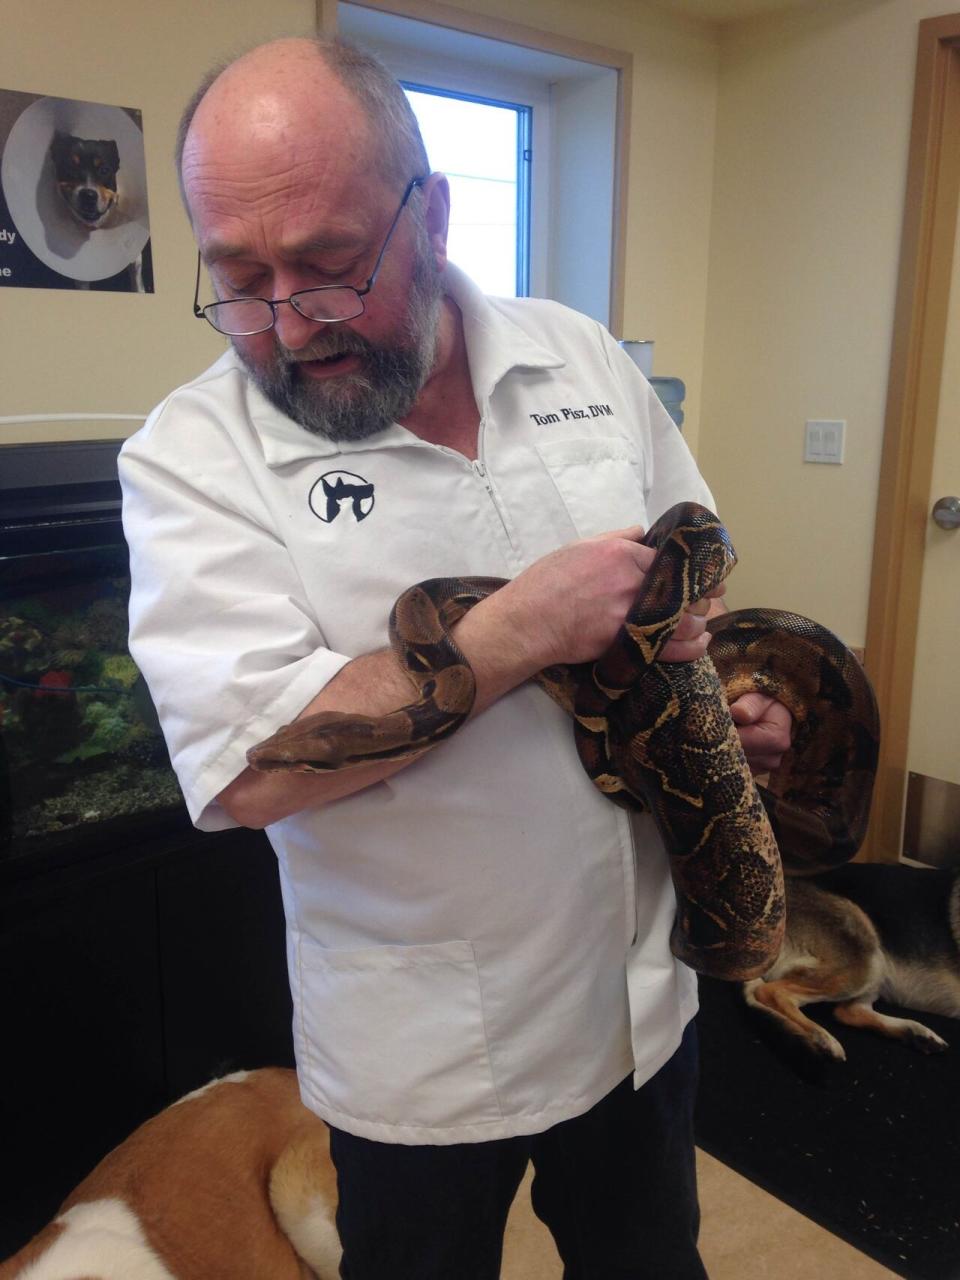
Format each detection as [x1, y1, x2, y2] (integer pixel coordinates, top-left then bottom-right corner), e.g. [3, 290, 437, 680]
[0, 442, 190, 866]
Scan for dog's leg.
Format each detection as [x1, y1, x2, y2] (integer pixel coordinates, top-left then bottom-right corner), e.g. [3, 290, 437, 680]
[744, 974, 847, 1061]
[268, 1126, 342, 1280]
[833, 1000, 949, 1053]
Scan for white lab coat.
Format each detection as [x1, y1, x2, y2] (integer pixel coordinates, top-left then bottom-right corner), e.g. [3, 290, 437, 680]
[120, 266, 714, 1144]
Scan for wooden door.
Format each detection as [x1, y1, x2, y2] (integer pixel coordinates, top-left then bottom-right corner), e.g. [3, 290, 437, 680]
[901, 204, 960, 863]
[864, 15, 960, 861]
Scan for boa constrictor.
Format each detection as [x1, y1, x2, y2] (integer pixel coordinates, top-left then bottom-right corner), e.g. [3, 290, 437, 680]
[247, 502, 880, 982]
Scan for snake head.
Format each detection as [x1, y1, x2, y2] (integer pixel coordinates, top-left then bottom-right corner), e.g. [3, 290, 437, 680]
[697, 520, 738, 596]
[641, 502, 737, 602]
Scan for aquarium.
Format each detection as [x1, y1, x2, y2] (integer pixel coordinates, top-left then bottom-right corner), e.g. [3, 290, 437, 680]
[0, 441, 190, 866]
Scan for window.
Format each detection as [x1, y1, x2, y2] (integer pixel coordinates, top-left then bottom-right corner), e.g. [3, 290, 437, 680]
[338, 1, 620, 327]
[403, 86, 531, 298]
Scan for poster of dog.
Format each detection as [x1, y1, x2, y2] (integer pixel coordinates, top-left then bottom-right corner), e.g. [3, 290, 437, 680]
[0, 89, 153, 292]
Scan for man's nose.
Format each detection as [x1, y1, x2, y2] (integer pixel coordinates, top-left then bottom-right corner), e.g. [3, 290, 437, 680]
[273, 299, 323, 353]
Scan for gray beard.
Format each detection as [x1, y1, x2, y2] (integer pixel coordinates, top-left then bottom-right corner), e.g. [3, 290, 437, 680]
[235, 244, 444, 443]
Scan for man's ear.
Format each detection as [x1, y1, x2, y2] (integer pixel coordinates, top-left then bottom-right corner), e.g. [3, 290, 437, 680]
[421, 172, 451, 270]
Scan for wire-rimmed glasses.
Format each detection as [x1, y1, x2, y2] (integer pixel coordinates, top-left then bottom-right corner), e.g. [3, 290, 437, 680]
[192, 176, 426, 337]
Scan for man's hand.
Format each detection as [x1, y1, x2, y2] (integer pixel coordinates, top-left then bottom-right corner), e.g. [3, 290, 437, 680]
[465, 525, 724, 682]
[729, 693, 792, 774]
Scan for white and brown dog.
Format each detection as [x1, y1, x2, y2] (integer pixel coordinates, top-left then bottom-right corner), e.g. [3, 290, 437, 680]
[0, 1068, 341, 1280]
[745, 862, 960, 1061]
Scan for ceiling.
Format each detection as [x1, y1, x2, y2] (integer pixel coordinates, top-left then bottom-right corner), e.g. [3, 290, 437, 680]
[341, 4, 611, 78]
[644, 0, 820, 23]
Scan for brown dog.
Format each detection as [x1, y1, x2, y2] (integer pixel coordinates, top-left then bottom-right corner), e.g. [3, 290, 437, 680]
[0, 1068, 340, 1280]
[744, 863, 960, 1061]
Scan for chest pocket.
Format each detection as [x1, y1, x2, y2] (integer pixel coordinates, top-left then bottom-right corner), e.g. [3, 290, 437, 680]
[536, 438, 648, 539]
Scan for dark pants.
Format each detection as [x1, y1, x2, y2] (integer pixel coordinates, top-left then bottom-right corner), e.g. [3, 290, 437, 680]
[329, 1020, 708, 1279]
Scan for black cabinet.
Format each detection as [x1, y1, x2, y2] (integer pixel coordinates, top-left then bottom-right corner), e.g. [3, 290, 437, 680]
[157, 831, 294, 1100]
[0, 826, 294, 1257]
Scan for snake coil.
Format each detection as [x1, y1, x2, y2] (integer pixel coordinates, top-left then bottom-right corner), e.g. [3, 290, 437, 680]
[248, 502, 880, 982]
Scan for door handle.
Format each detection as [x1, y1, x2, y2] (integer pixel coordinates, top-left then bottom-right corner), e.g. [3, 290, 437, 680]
[932, 496, 960, 529]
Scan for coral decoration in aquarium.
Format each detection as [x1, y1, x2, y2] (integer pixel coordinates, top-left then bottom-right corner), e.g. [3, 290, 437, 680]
[0, 544, 186, 858]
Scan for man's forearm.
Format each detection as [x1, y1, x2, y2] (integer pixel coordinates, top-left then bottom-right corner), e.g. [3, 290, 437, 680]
[216, 592, 542, 828]
[216, 648, 418, 827]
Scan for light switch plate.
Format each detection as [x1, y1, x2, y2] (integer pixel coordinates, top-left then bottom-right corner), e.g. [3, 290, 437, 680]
[804, 419, 845, 464]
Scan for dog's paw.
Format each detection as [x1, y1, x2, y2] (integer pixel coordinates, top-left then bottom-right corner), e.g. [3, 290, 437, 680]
[905, 1026, 949, 1055]
[810, 1027, 847, 1062]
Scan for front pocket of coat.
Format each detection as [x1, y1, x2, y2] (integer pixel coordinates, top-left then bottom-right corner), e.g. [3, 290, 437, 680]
[536, 438, 647, 538]
[298, 938, 502, 1129]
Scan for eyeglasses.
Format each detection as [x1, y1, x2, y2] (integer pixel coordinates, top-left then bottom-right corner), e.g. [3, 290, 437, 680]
[192, 176, 426, 337]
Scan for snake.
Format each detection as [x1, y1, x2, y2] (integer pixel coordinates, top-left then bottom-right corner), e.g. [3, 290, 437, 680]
[247, 502, 880, 983]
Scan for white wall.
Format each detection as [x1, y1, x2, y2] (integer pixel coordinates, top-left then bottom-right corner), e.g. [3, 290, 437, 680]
[548, 69, 617, 324]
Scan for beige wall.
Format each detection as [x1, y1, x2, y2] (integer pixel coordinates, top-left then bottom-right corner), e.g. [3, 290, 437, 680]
[0, 0, 316, 444]
[0, 0, 720, 452]
[699, 0, 959, 646]
[3, 0, 953, 656]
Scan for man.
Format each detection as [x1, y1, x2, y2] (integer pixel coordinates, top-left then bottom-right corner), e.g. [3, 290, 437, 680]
[120, 35, 790, 1279]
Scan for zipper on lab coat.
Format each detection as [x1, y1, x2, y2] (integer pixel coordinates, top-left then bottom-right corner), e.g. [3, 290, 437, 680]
[470, 424, 517, 554]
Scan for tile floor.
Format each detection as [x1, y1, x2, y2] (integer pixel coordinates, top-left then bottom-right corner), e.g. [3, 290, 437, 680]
[500, 1148, 898, 1278]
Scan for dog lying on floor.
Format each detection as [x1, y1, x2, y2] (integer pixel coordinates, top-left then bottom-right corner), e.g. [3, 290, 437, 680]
[0, 1068, 341, 1280]
[744, 862, 960, 1062]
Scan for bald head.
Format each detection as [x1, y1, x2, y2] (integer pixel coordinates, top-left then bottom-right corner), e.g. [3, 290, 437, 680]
[177, 37, 429, 216]
[176, 35, 451, 445]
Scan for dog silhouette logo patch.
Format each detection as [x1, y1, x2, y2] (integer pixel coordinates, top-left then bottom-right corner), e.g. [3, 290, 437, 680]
[309, 470, 375, 524]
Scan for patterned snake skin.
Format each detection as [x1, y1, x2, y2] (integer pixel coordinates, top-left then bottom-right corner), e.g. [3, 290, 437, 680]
[248, 502, 880, 982]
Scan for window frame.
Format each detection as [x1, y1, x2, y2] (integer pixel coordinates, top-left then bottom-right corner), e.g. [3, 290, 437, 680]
[401, 80, 533, 297]
[332, 0, 631, 331]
